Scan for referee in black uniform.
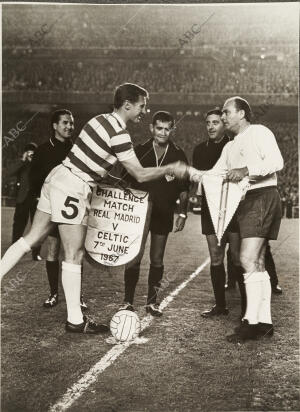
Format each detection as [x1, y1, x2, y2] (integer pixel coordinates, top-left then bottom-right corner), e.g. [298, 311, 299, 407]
[120, 111, 189, 316]
[30, 109, 87, 309]
[192, 108, 246, 318]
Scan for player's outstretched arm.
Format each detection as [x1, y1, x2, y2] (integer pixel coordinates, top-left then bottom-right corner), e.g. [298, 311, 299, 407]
[187, 166, 206, 182]
[121, 156, 188, 183]
[187, 166, 229, 182]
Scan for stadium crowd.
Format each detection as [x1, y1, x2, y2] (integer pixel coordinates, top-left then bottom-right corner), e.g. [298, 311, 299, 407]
[3, 58, 298, 96]
[2, 5, 298, 214]
[3, 4, 297, 48]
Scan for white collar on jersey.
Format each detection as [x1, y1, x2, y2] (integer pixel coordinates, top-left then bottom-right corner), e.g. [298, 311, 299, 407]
[111, 112, 127, 130]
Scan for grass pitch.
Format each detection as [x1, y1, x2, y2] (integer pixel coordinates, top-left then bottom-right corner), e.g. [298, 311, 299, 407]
[1, 207, 299, 412]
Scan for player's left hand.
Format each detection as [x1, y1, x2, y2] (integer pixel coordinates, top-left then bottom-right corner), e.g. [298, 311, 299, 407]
[188, 166, 203, 183]
[174, 215, 186, 232]
[227, 167, 249, 182]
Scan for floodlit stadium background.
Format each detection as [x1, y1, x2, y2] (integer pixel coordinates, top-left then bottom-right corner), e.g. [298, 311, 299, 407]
[1, 4, 299, 412]
[2, 3, 298, 216]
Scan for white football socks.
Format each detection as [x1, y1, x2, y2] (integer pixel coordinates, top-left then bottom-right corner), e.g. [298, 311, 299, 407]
[258, 271, 272, 324]
[243, 271, 263, 324]
[61, 261, 83, 325]
[0, 237, 31, 281]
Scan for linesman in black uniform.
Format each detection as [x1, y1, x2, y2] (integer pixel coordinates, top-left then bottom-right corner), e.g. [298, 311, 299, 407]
[120, 111, 189, 316]
[30, 109, 87, 309]
[192, 108, 246, 318]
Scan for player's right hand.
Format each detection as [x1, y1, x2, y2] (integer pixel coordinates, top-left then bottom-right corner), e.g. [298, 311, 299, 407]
[168, 161, 189, 180]
[22, 152, 28, 161]
[22, 151, 34, 162]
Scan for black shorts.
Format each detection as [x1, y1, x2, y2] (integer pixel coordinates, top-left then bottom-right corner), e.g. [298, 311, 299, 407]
[149, 207, 174, 235]
[201, 194, 239, 235]
[237, 186, 281, 240]
[48, 225, 60, 238]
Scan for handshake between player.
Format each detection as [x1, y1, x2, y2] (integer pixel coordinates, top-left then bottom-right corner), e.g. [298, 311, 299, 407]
[0, 83, 192, 335]
[166, 160, 190, 180]
[187, 165, 248, 183]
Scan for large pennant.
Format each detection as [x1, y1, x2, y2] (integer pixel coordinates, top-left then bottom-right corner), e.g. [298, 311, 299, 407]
[202, 175, 250, 245]
[85, 185, 151, 267]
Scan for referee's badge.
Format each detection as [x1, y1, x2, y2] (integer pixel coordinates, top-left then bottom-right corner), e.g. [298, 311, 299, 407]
[165, 174, 175, 182]
[85, 185, 151, 268]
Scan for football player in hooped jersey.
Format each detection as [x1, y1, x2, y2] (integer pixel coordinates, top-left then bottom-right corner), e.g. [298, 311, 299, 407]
[120, 111, 189, 316]
[1, 83, 189, 335]
[30, 109, 87, 310]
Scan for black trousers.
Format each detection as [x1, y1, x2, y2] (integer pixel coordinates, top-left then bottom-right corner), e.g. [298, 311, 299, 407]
[12, 196, 41, 255]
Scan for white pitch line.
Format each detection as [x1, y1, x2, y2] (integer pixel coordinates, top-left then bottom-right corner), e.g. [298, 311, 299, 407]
[49, 257, 210, 412]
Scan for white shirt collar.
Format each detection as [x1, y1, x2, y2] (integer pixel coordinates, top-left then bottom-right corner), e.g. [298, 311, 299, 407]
[112, 112, 127, 129]
[236, 124, 251, 138]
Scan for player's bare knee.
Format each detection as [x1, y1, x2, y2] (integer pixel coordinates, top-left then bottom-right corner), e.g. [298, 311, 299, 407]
[64, 256, 84, 265]
[23, 233, 40, 249]
[209, 248, 224, 265]
[210, 255, 224, 265]
[25, 221, 53, 248]
[150, 251, 164, 267]
[64, 249, 84, 265]
[240, 253, 249, 270]
[240, 253, 257, 273]
[258, 257, 265, 272]
[47, 238, 60, 261]
[150, 247, 164, 266]
[211, 258, 223, 266]
[151, 259, 164, 267]
[47, 248, 60, 261]
[47, 255, 59, 262]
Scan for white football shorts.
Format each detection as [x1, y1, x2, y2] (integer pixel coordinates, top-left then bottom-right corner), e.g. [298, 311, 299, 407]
[37, 165, 92, 225]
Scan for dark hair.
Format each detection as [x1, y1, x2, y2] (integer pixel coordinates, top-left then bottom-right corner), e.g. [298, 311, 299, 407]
[152, 111, 174, 127]
[232, 97, 252, 122]
[114, 83, 149, 109]
[205, 107, 222, 119]
[51, 109, 73, 129]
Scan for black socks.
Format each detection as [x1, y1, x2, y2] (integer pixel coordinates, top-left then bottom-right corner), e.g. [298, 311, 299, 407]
[46, 260, 59, 296]
[124, 263, 141, 304]
[147, 265, 164, 305]
[210, 264, 226, 309]
[234, 265, 247, 317]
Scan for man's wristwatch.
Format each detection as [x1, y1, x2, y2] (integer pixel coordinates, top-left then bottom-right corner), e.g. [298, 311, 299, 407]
[179, 213, 187, 219]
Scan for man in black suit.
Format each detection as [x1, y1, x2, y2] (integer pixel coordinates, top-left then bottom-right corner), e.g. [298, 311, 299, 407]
[7, 142, 42, 261]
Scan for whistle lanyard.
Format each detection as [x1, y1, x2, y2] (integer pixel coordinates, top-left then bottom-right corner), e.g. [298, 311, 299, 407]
[153, 142, 169, 167]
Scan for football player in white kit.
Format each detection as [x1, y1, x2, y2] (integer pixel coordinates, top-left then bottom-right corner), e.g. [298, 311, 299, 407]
[189, 96, 284, 342]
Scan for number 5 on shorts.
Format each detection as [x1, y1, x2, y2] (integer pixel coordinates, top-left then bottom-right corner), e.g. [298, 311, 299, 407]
[61, 196, 79, 219]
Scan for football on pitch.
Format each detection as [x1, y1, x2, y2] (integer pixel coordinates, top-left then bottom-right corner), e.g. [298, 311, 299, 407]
[110, 310, 141, 342]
